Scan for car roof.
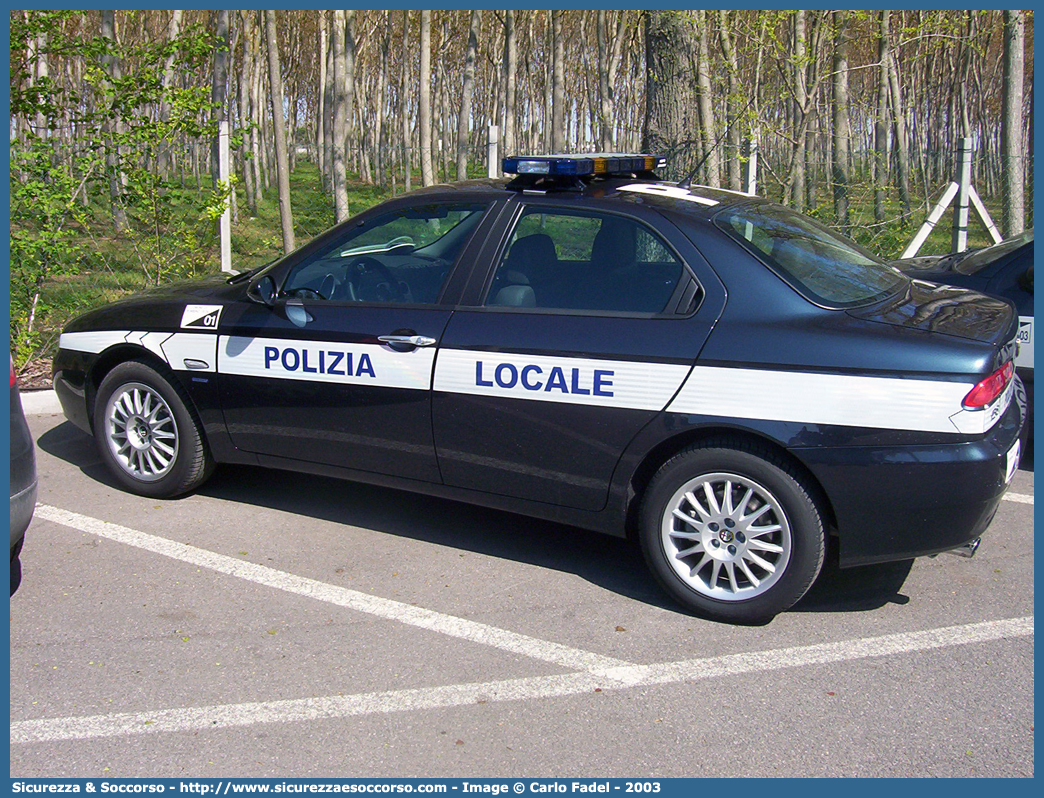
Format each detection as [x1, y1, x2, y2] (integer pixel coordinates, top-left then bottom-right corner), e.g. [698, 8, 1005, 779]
[404, 176, 762, 221]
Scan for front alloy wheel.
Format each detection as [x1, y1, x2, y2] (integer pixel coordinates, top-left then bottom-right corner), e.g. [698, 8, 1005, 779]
[93, 360, 214, 499]
[103, 382, 179, 482]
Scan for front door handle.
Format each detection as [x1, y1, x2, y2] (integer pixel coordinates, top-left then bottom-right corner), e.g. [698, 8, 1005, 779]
[378, 334, 438, 348]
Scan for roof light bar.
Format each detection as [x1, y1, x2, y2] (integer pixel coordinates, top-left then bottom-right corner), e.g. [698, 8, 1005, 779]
[502, 153, 666, 178]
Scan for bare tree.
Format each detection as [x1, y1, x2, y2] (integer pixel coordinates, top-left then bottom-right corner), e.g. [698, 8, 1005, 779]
[718, 10, 742, 191]
[419, 10, 434, 185]
[831, 10, 851, 231]
[551, 10, 565, 152]
[1002, 9, 1026, 236]
[456, 10, 480, 180]
[694, 10, 719, 187]
[158, 9, 183, 178]
[264, 9, 294, 252]
[331, 10, 349, 221]
[100, 10, 128, 233]
[211, 10, 230, 188]
[400, 10, 412, 192]
[643, 11, 692, 180]
[502, 11, 517, 157]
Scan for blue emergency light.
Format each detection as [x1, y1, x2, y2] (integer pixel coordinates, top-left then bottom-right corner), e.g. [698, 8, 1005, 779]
[502, 153, 666, 177]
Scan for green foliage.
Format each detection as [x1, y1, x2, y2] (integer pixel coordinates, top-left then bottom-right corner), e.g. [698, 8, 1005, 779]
[9, 135, 92, 368]
[9, 14, 233, 366]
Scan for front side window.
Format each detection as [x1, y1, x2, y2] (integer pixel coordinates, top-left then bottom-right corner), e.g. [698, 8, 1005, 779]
[485, 208, 686, 314]
[716, 203, 908, 308]
[282, 202, 488, 304]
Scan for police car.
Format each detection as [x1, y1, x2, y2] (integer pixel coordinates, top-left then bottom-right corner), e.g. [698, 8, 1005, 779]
[53, 154, 1026, 624]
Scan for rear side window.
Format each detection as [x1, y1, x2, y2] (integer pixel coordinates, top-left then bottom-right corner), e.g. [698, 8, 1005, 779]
[716, 203, 907, 308]
[485, 208, 687, 314]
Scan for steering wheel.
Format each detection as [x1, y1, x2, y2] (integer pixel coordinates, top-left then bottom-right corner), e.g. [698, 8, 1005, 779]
[288, 286, 328, 301]
[346, 256, 406, 302]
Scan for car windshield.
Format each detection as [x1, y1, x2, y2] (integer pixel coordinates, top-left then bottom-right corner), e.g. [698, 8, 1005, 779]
[954, 230, 1034, 275]
[715, 203, 907, 308]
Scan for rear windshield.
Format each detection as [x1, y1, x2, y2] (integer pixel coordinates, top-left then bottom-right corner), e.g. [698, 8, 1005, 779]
[954, 230, 1033, 275]
[715, 203, 907, 308]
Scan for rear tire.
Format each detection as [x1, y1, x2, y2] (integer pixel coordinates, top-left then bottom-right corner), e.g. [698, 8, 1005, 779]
[93, 360, 214, 499]
[640, 441, 825, 624]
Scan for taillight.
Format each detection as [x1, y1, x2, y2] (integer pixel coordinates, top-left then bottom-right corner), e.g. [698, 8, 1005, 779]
[963, 361, 1014, 409]
[10, 357, 16, 388]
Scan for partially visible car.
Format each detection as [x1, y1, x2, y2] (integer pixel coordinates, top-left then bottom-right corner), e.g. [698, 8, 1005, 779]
[893, 230, 1033, 419]
[10, 357, 37, 561]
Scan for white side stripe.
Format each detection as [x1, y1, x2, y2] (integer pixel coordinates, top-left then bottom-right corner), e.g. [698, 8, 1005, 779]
[218, 335, 434, 390]
[58, 330, 219, 373]
[668, 365, 979, 435]
[434, 349, 690, 411]
[58, 330, 132, 354]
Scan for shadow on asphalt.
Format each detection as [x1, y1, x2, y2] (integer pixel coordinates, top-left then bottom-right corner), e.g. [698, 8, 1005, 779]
[40, 419, 950, 622]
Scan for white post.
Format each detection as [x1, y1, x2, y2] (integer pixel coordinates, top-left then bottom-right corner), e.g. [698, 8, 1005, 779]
[968, 186, 1004, 245]
[951, 137, 973, 253]
[742, 137, 758, 196]
[900, 182, 959, 259]
[487, 123, 499, 179]
[218, 119, 232, 273]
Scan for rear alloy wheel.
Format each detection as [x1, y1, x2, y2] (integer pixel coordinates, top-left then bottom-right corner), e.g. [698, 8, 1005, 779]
[640, 443, 825, 624]
[94, 360, 213, 498]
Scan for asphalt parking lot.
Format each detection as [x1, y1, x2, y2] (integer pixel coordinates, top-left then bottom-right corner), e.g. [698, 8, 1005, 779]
[10, 409, 1035, 778]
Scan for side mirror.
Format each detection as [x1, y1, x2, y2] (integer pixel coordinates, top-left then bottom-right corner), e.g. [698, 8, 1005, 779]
[248, 275, 277, 307]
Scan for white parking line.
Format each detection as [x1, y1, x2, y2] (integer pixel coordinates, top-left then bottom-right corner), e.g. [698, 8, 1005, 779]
[1003, 492, 1034, 505]
[34, 505, 630, 673]
[11, 616, 1032, 744]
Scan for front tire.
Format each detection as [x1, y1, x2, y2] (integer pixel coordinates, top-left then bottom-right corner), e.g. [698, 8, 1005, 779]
[640, 441, 825, 624]
[93, 360, 214, 499]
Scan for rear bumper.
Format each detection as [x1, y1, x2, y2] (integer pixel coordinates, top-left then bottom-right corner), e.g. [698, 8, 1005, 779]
[796, 376, 1026, 567]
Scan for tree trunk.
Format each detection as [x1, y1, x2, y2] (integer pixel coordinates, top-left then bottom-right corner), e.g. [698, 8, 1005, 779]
[551, 10, 565, 152]
[238, 11, 256, 215]
[831, 10, 851, 231]
[456, 10, 481, 180]
[211, 10, 230, 188]
[873, 10, 890, 223]
[249, 14, 264, 208]
[887, 32, 912, 218]
[790, 10, 807, 210]
[158, 9, 183, 178]
[375, 12, 391, 187]
[695, 10, 719, 187]
[503, 11, 517, 157]
[331, 10, 349, 221]
[264, 9, 294, 253]
[401, 10, 412, 192]
[597, 11, 613, 151]
[1002, 9, 1025, 236]
[643, 11, 692, 181]
[419, 10, 434, 185]
[316, 11, 327, 182]
[100, 10, 129, 233]
[718, 10, 742, 191]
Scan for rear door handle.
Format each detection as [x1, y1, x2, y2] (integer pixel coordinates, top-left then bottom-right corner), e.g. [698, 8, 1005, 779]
[378, 334, 438, 348]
